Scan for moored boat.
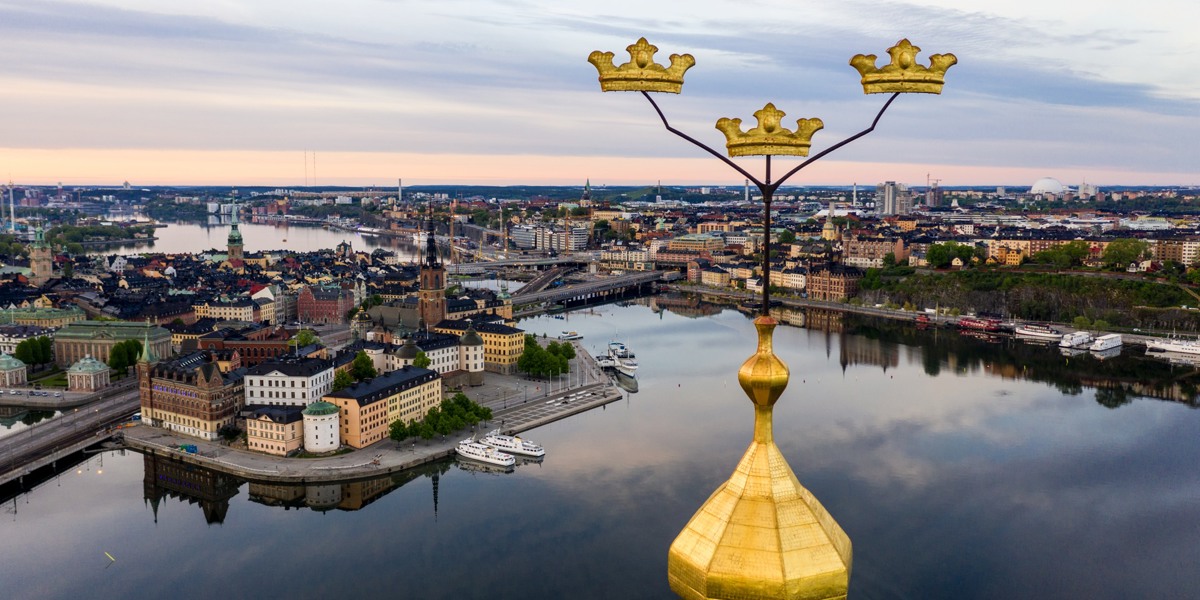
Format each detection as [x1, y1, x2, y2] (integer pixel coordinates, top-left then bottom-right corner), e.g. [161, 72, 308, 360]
[559, 331, 583, 340]
[455, 439, 516, 467]
[1059, 331, 1094, 349]
[608, 341, 638, 377]
[958, 317, 1002, 332]
[1015, 323, 1062, 341]
[1145, 336, 1199, 354]
[482, 429, 545, 457]
[1089, 333, 1123, 352]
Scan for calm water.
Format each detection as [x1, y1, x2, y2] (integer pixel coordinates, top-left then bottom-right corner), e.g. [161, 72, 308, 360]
[93, 220, 425, 258]
[3, 301, 1199, 599]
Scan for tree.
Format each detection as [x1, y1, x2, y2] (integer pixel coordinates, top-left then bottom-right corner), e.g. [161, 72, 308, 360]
[413, 351, 431, 369]
[292, 329, 320, 348]
[61, 260, 74, 279]
[13, 339, 35, 365]
[351, 351, 377, 380]
[36, 336, 53, 365]
[108, 344, 129, 372]
[882, 252, 897, 268]
[332, 370, 353, 392]
[776, 230, 797, 245]
[926, 242, 958, 269]
[1103, 238, 1149, 268]
[389, 419, 410, 443]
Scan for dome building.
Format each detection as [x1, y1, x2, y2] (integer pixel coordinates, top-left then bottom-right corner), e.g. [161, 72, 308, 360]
[1030, 177, 1066, 198]
[302, 400, 341, 453]
[0, 353, 27, 387]
[67, 355, 111, 392]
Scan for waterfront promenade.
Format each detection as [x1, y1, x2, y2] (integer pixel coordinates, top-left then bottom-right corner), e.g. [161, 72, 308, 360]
[123, 340, 624, 483]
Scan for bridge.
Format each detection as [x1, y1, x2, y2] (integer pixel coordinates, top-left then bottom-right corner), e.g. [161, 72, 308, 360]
[0, 380, 139, 487]
[446, 254, 595, 275]
[512, 267, 575, 298]
[515, 271, 663, 307]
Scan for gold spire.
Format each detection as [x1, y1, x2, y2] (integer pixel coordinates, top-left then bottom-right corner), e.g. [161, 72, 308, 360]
[668, 316, 851, 600]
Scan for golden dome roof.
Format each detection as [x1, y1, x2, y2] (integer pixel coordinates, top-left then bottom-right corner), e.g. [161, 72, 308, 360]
[668, 316, 851, 600]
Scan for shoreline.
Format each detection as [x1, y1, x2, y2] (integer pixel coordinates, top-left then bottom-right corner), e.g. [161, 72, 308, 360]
[122, 341, 626, 484]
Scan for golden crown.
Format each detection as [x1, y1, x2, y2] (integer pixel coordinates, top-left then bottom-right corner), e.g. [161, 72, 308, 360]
[715, 103, 823, 157]
[588, 37, 695, 93]
[850, 38, 957, 94]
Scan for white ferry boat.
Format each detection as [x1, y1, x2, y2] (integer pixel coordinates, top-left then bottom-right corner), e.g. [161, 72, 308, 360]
[1146, 336, 1200, 355]
[455, 439, 515, 467]
[608, 341, 638, 377]
[1059, 331, 1094, 349]
[482, 429, 545, 457]
[1089, 333, 1123, 352]
[1014, 323, 1062, 341]
[559, 331, 583, 340]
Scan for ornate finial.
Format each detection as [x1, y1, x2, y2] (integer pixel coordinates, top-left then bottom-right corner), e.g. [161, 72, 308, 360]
[588, 37, 695, 93]
[737, 316, 790, 413]
[850, 38, 957, 94]
[667, 315, 851, 600]
[716, 103, 824, 157]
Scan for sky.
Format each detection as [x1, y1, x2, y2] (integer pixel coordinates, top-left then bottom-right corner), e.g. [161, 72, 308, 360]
[0, 0, 1196, 188]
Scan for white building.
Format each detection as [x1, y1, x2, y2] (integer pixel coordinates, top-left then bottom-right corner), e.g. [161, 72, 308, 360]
[244, 357, 335, 407]
[302, 401, 340, 453]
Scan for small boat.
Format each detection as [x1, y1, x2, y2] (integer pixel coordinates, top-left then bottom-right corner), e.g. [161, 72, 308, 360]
[1059, 331, 1094, 349]
[455, 439, 515, 467]
[608, 341, 638, 377]
[1145, 335, 1200, 354]
[482, 429, 545, 457]
[958, 317, 1002, 332]
[1089, 334, 1122, 352]
[559, 331, 583, 340]
[1015, 323, 1062, 341]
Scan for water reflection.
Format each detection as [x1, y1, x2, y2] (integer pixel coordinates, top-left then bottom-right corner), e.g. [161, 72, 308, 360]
[652, 292, 1200, 408]
[139, 452, 548, 522]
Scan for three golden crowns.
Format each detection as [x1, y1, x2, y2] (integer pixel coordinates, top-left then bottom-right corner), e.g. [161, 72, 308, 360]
[588, 37, 956, 157]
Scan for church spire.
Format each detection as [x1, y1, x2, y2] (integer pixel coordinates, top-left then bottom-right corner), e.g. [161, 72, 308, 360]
[424, 211, 440, 268]
[138, 320, 157, 364]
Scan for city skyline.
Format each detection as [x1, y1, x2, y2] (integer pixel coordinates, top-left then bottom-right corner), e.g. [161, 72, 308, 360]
[0, 1, 1195, 187]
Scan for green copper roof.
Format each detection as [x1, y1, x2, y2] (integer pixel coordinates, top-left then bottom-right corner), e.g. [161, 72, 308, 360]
[303, 401, 339, 416]
[0, 353, 25, 370]
[68, 355, 110, 373]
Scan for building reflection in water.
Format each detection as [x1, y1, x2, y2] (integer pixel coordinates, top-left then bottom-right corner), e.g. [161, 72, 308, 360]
[140, 453, 536, 522]
[143, 453, 240, 525]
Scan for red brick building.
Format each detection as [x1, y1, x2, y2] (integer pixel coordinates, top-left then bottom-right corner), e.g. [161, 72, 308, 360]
[297, 285, 354, 325]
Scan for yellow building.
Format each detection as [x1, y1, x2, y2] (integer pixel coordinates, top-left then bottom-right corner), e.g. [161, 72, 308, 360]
[246, 406, 305, 456]
[434, 319, 523, 375]
[325, 366, 441, 449]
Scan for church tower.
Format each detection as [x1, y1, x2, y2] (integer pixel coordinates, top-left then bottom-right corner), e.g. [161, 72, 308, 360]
[227, 204, 244, 262]
[29, 226, 53, 286]
[136, 325, 159, 427]
[418, 216, 446, 328]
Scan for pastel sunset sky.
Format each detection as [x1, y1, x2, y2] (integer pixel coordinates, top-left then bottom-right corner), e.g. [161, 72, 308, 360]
[0, 1, 1195, 188]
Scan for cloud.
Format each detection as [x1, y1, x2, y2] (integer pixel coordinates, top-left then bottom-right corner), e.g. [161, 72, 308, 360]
[0, 0, 1195, 183]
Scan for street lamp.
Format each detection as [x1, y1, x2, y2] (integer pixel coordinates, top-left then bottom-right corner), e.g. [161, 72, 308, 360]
[589, 37, 955, 600]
